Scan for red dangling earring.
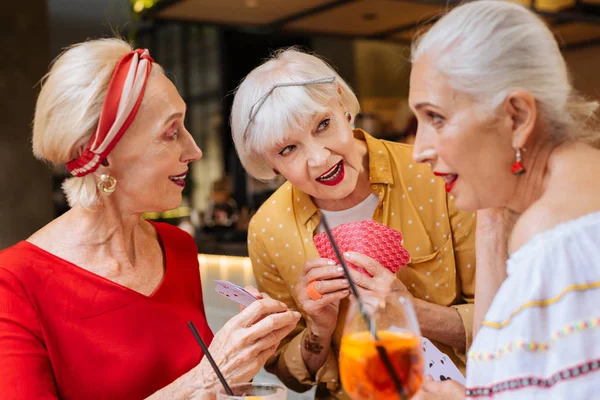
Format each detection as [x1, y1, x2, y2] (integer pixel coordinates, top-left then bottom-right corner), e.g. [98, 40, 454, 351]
[273, 169, 279, 175]
[345, 112, 351, 122]
[511, 148, 526, 176]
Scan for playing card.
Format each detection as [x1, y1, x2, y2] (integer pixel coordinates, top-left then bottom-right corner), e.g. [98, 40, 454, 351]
[313, 220, 411, 276]
[214, 280, 258, 307]
[421, 337, 466, 385]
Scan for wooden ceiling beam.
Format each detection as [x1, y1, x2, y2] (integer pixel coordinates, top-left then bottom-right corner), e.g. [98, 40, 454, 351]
[140, 0, 600, 43]
[399, 0, 600, 24]
[141, 0, 185, 20]
[535, 9, 600, 24]
[560, 36, 600, 50]
[368, 16, 439, 39]
[270, 0, 359, 28]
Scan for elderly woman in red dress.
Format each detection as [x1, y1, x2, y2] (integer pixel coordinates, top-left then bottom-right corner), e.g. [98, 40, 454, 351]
[0, 38, 300, 399]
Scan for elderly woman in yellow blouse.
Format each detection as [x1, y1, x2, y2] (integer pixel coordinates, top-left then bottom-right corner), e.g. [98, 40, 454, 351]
[230, 49, 476, 399]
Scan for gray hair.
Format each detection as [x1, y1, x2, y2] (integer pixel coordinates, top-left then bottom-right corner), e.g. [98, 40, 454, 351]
[230, 47, 360, 181]
[411, 0, 599, 144]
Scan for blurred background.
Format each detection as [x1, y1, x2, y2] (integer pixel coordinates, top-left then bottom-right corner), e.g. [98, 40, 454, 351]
[2, 0, 599, 397]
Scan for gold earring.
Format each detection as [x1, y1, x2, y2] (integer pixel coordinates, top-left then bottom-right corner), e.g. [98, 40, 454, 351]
[97, 174, 117, 195]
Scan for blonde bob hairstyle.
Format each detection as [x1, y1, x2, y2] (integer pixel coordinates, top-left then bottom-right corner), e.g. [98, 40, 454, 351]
[230, 48, 360, 181]
[32, 38, 164, 209]
[411, 0, 599, 145]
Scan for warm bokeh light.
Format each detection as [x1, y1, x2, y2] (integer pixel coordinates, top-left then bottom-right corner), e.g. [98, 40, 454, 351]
[198, 253, 254, 284]
[507, 0, 574, 11]
[143, 206, 191, 220]
[131, 0, 161, 14]
[133, 1, 145, 13]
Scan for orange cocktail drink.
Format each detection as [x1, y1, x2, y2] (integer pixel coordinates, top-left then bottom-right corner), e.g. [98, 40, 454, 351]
[340, 330, 423, 399]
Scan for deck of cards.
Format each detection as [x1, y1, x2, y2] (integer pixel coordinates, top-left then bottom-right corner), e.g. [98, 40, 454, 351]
[421, 337, 466, 384]
[214, 280, 258, 307]
[313, 220, 411, 276]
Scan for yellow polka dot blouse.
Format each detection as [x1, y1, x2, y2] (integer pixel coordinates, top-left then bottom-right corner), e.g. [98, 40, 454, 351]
[248, 130, 476, 399]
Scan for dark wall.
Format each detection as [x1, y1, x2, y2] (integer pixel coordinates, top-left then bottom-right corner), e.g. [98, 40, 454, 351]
[219, 30, 312, 208]
[0, 1, 54, 249]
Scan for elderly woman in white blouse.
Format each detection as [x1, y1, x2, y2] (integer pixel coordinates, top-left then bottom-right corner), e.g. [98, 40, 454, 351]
[408, 1, 600, 399]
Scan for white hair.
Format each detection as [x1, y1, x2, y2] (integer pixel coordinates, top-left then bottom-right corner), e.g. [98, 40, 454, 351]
[231, 48, 360, 181]
[32, 38, 164, 209]
[411, 0, 599, 144]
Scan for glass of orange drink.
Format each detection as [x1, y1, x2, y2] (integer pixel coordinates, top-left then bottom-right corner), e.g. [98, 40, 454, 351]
[339, 294, 423, 400]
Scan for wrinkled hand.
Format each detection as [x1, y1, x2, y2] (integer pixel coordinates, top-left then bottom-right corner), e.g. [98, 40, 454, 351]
[196, 297, 301, 392]
[242, 286, 262, 299]
[412, 376, 465, 400]
[295, 258, 350, 336]
[343, 252, 412, 300]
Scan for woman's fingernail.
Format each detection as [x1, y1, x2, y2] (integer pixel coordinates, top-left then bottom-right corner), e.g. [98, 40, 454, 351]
[327, 260, 336, 265]
[292, 311, 301, 318]
[337, 267, 344, 272]
[425, 375, 433, 381]
[344, 252, 351, 258]
[342, 279, 349, 284]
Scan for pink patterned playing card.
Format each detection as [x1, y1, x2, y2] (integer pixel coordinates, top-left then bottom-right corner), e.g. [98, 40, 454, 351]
[313, 220, 411, 276]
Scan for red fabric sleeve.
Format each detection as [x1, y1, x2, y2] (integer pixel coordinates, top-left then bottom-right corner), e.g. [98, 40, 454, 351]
[0, 267, 58, 399]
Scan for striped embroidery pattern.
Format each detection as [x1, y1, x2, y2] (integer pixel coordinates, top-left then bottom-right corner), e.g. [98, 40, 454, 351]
[482, 281, 600, 329]
[466, 358, 600, 398]
[469, 317, 600, 362]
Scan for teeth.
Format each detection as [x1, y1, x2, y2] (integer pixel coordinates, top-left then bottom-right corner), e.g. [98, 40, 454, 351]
[318, 163, 341, 181]
[170, 175, 186, 181]
[442, 174, 457, 185]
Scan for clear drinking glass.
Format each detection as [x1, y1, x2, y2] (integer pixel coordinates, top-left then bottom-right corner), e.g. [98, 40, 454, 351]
[216, 382, 287, 400]
[339, 293, 424, 400]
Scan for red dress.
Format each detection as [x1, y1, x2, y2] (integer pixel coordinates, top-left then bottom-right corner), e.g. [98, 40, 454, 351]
[0, 222, 214, 399]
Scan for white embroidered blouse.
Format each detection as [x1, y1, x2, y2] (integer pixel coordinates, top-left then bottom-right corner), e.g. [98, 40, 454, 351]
[466, 211, 600, 399]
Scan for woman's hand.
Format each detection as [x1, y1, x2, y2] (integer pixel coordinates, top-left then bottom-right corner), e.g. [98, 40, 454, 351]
[238, 286, 264, 313]
[412, 377, 466, 400]
[242, 285, 262, 299]
[194, 297, 301, 395]
[295, 258, 350, 337]
[293, 258, 350, 376]
[343, 252, 412, 300]
[147, 297, 300, 400]
[344, 251, 468, 350]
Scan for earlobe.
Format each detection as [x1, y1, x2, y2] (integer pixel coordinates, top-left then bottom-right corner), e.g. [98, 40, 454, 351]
[505, 91, 537, 149]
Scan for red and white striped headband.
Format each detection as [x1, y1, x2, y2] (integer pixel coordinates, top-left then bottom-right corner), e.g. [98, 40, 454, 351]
[66, 49, 154, 177]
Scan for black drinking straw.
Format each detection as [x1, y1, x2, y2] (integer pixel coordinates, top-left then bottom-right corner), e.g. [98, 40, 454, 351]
[188, 321, 234, 396]
[320, 215, 407, 400]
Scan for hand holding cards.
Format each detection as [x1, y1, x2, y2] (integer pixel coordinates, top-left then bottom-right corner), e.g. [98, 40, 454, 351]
[313, 220, 411, 276]
[214, 280, 259, 307]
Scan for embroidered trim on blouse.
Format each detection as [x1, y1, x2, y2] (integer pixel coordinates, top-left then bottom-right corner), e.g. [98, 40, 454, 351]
[482, 281, 600, 329]
[466, 359, 600, 398]
[469, 317, 600, 361]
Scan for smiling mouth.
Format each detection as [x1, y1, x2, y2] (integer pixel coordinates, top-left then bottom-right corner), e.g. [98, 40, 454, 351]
[169, 172, 187, 187]
[316, 161, 343, 182]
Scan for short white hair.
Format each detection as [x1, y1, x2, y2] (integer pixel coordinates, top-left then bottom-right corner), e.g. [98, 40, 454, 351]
[411, 0, 599, 144]
[231, 48, 360, 181]
[32, 38, 164, 209]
